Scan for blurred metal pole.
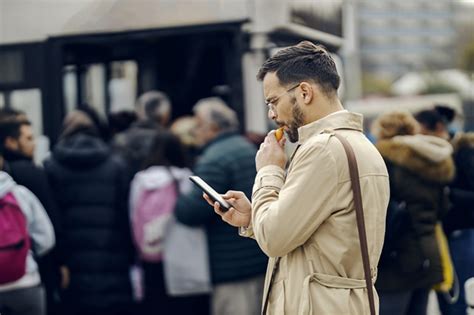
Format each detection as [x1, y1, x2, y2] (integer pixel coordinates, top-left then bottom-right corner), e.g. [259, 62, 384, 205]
[242, 33, 268, 134]
[241, 0, 290, 134]
[342, 0, 362, 101]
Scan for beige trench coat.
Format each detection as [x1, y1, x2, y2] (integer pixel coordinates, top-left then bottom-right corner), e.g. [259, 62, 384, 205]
[242, 111, 389, 314]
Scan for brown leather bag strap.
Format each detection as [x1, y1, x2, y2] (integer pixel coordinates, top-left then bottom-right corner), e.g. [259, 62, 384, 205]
[333, 133, 376, 315]
[262, 136, 376, 314]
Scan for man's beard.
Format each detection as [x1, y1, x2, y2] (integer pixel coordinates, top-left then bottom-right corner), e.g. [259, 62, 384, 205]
[286, 100, 305, 143]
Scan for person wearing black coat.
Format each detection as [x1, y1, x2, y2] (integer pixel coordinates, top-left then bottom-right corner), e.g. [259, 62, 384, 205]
[44, 106, 134, 315]
[443, 133, 474, 233]
[112, 91, 171, 177]
[372, 111, 455, 315]
[415, 106, 474, 315]
[0, 118, 63, 315]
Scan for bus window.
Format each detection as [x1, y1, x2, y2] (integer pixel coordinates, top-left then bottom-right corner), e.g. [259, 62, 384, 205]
[10, 89, 43, 137]
[64, 61, 137, 118]
[63, 64, 107, 118]
[0, 50, 23, 85]
[63, 65, 78, 116]
[0, 93, 4, 108]
[84, 64, 106, 117]
[109, 61, 137, 113]
[10, 89, 49, 164]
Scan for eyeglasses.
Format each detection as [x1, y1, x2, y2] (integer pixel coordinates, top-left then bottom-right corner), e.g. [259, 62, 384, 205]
[265, 83, 300, 113]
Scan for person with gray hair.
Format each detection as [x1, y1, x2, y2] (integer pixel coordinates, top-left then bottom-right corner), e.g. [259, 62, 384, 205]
[112, 90, 171, 177]
[191, 97, 240, 147]
[175, 97, 267, 315]
[135, 91, 171, 126]
[192, 97, 239, 135]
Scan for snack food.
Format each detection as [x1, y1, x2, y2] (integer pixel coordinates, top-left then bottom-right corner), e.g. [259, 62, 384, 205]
[275, 127, 284, 141]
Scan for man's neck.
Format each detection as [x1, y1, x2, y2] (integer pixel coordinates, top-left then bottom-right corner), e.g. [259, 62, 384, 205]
[306, 98, 344, 124]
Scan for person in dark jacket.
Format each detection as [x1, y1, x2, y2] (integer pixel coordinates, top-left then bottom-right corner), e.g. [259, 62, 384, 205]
[372, 111, 455, 315]
[415, 106, 474, 315]
[44, 105, 134, 315]
[112, 91, 171, 177]
[447, 133, 474, 231]
[108, 110, 137, 138]
[0, 117, 63, 315]
[175, 97, 267, 315]
[415, 106, 474, 232]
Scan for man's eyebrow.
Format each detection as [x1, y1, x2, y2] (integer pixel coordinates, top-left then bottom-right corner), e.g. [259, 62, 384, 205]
[265, 95, 275, 104]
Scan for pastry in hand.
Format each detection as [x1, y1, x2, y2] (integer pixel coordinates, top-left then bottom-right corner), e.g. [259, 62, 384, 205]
[275, 127, 284, 141]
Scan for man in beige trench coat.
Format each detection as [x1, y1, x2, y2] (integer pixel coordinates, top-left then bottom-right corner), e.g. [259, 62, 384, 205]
[205, 41, 390, 314]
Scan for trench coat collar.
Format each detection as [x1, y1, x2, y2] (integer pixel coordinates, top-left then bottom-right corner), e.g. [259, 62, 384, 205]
[298, 110, 363, 145]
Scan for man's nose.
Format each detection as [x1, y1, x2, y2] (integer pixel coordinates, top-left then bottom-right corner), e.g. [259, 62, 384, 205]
[267, 108, 276, 120]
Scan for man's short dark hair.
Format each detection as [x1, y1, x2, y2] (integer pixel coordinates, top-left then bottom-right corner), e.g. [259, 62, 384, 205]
[0, 108, 24, 123]
[0, 120, 31, 154]
[257, 41, 340, 96]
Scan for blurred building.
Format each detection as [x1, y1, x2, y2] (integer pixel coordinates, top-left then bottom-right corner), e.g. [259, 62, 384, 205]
[0, 0, 346, 144]
[357, 0, 456, 80]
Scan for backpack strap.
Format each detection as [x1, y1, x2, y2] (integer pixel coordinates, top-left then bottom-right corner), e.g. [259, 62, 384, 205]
[166, 166, 180, 195]
[0, 192, 19, 206]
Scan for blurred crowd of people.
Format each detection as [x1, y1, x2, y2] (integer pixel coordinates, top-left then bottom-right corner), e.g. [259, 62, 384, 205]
[0, 92, 268, 315]
[371, 106, 474, 315]
[0, 87, 472, 315]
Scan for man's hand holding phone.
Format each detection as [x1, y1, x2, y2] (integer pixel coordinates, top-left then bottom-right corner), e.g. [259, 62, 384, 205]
[203, 190, 252, 228]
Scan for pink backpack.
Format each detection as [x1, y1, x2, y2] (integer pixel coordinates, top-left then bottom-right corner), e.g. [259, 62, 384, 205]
[0, 192, 30, 284]
[132, 182, 178, 262]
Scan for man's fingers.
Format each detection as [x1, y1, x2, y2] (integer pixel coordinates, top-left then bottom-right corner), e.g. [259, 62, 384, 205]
[277, 136, 286, 148]
[221, 208, 236, 224]
[203, 193, 214, 206]
[212, 201, 236, 220]
[265, 130, 277, 144]
[227, 198, 237, 204]
[213, 201, 226, 216]
[223, 190, 243, 199]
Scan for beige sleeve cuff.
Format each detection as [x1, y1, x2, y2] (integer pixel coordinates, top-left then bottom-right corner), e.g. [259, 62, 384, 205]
[239, 224, 255, 238]
[252, 165, 286, 196]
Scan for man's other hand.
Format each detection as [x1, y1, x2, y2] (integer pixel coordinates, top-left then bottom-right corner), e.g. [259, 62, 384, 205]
[256, 130, 287, 172]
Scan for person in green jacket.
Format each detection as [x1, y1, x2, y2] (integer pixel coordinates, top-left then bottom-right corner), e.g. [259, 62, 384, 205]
[174, 97, 268, 315]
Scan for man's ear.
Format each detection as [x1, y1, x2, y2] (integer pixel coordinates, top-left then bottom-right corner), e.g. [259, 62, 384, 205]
[299, 82, 314, 105]
[4, 137, 18, 150]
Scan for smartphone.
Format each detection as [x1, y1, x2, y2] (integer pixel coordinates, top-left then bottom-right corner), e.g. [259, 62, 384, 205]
[189, 176, 231, 211]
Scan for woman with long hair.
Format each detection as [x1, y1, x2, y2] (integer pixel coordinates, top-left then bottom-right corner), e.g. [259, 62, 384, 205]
[129, 130, 209, 315]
